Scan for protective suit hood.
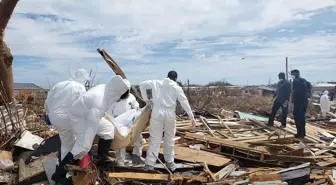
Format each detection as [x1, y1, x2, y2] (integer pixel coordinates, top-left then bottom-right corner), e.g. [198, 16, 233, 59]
[105, 75, 131, 103]
[323, 90, 329, 96]
[320, 90, 330, 113]
[163, 78, 176, 87]
[71, 69, 90, 85]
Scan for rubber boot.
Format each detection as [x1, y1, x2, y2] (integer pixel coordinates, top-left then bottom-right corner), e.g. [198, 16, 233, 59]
[144, 164, 154, 170]
[97, 138, 113, 167]
[131, 155, 144, 165]
[51, 152, 77, 185]
[166, 162, 177, 172]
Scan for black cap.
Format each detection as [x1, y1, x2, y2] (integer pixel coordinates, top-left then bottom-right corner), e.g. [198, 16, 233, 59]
[290, 69, 300, 76]
[167, 71, 178, 81]
[278, 72, 286, 80]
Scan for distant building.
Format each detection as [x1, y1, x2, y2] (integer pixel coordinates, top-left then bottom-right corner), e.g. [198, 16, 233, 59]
[313, 83, 335, 94]
[14, 83, 46, 101]
[257, 86, 276, 96]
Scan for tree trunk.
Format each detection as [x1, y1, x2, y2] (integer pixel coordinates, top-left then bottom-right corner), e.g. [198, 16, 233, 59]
[0, 0, 20, 104]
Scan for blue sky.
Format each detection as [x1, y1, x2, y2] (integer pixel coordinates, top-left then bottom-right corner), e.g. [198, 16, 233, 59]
[5, 0, 336, 88]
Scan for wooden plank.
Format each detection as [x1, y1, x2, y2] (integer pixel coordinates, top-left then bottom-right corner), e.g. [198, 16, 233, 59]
[200, 116, 217, 137]
[216, 115, 236, 138]
[185, 132, 269, 154]
[317, 158, 336, 167]
[314, 149, 331, 156]
[202, 162, 216, 181]
[228, 135, 268, 141]
[269, 155, 332, 162]
[284, 148, 304, 156]
[328, 112, 336, 118]
[310, 179, 327, 185]
[251, 119, 325, 144]
[160, 145, 231, 167]
[328, 175, 336, 185]
[214, 164, 237, 180]
[245, 135, 295, 144]
[249, 173, 282, 182]
[108, 172, 208, 182]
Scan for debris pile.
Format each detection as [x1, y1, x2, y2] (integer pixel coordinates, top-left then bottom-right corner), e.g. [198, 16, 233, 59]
[1, 49, 336, 185]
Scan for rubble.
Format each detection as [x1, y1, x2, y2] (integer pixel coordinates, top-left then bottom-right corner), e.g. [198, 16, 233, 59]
[1, 49, 336, 185]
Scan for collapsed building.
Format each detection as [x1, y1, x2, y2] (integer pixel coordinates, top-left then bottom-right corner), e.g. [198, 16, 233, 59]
[1, 2, 336, 185]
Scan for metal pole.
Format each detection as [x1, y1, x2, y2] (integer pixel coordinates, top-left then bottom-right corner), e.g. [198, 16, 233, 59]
[187, 79, 190, 102]
[286, 57, 288, 80]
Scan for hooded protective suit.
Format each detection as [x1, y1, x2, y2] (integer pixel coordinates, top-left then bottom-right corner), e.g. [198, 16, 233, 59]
[44, 69, 89, 160]
[68, 75, 131, 159]
[140, 78, 195, 168]
[108, 94, 143, 166]
[320, 90, 330, 117]
[110, 94, 139, 117]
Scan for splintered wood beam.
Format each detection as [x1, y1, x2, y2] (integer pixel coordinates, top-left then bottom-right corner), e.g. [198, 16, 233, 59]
[202, 162, 216, 182]
[328, 175, 336, 185]
[316, 158, 336, 167]
[268, 154, 332, 162]
[97, 48, 146, 107]
[249, 173, 282, 183]
[108, 172, 208, 182]
[97, 48, 126, 79]
[200, 116, 217, 137]
[159, 145, 231, 167]
[214, 164, 237, 180]
[216, 115, 236, 138]
[185, 132, 269, 154]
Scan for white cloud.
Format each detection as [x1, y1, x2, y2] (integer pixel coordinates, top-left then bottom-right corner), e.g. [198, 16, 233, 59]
[4, 0, 336, 87]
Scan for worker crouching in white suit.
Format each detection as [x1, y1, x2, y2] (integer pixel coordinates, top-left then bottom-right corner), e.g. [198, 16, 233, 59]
[320, 90, 330, 117]
[139, 71, 196, 172]
[44, 69, 89, 161]
[51, 75, 131, 184]
[109, 94, 145, 166]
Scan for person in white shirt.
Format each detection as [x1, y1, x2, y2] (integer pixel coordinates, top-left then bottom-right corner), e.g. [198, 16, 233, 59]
[139, 71, 196, 172]
[320, 90, 330, 117]
[109, 93, 144, 166]
[51, 75, 131, 184]
[45, 69, 89, 161]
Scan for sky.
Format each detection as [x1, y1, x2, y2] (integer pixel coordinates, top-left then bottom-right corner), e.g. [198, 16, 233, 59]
[4, 0, 336, 88]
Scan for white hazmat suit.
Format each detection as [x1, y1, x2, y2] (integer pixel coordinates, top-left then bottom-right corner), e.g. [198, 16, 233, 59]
[68, 75, 131, 159]
[320, 90, 330, 117]
[108, 94, 144, 166]
[44, 69, 89, 160]
[139, 77, 195, 169]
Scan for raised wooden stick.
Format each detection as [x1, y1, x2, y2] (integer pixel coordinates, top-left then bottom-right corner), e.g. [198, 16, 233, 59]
[97, 48, 146, 107]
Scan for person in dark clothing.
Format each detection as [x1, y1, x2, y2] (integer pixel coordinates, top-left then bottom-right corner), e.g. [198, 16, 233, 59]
[330, 86, 336, 101]
[268, 72, 291, 128]
[291, 69, 312, 138]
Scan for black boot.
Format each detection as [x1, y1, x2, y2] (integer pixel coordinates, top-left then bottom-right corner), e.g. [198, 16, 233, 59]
[52, 152, 77, 184]
[97, 138, 113, 167]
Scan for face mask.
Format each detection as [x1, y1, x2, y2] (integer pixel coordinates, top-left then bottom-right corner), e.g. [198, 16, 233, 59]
[279, 79, 284, 82]
[291, 75, 296, 79]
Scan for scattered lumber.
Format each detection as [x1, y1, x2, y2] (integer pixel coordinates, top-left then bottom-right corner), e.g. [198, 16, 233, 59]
[108, 172, 208, 182]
